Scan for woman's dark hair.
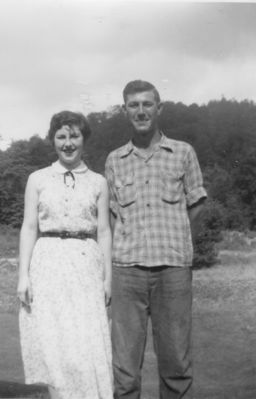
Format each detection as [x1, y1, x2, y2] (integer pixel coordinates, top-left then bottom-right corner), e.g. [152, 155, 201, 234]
[48, 111, 91, 142]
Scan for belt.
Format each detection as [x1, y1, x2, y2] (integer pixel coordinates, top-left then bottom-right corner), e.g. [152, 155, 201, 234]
[40, 231, 93, 240]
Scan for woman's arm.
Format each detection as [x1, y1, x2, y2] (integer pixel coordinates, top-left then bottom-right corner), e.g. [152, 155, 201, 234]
[97, 177, 112, 306]
[17, 173, 39, 307]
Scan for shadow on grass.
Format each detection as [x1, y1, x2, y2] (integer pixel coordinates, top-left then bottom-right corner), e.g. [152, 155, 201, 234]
[0, 381, 48, 398]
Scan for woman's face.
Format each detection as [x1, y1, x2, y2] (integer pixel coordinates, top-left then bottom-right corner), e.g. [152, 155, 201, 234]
[54, 125, 84, 169]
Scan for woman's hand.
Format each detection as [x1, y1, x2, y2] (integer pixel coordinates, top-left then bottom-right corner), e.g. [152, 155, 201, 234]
[97, 177, 112, 308]
[17, 275, 33, 308]
[103, 278, 111, 307]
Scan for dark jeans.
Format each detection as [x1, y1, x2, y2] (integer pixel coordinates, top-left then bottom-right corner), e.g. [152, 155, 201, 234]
[111, 265, 193, 399]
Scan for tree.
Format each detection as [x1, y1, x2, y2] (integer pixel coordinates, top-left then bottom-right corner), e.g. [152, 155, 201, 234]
[1, 99, 256, 268]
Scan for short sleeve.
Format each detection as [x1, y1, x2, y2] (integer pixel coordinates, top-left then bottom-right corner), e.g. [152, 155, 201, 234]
[184, 146, 207, 207]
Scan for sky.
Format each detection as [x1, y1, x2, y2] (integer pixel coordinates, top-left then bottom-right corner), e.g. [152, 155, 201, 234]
[0, 0, 256, 149]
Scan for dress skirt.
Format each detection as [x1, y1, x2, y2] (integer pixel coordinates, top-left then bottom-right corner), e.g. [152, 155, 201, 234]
[19, 236, 113, 399]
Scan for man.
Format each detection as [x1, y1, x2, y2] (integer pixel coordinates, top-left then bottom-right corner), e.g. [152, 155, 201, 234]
[105, 80, 207, 399]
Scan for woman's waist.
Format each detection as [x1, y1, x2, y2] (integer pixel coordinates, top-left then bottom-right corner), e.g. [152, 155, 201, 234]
[39, 230, 96, 240]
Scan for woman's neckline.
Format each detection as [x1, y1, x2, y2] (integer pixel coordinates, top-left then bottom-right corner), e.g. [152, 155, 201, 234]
[51, 160, 88, 174]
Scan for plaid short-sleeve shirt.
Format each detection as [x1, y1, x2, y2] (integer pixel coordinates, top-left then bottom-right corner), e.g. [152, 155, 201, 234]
[105, 134, 207, 267]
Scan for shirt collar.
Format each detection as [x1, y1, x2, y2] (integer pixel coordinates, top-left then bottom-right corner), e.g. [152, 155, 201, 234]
[51, 160, 88, 174]
[158, 134, 174, 152]
[118, 132, 173, 158]
[118, 141, 134, 158]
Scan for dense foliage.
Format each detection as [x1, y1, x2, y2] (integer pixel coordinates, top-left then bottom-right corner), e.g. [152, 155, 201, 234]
[1, 98, 256, 267]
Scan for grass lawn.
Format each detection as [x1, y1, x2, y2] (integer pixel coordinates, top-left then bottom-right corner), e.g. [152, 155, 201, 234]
[1, 240, 256, 398]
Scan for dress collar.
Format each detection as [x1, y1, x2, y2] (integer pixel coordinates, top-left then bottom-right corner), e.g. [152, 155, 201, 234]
[51, 160, 88, 174]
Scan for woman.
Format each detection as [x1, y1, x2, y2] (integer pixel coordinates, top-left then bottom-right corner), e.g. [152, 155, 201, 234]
[17, 111, 113, 399]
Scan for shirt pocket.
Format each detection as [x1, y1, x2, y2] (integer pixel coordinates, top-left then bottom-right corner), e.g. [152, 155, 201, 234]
[115, 174, 136, 207]
[161, 172, 183, 204]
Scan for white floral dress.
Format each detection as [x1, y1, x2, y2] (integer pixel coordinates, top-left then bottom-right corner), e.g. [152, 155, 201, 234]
[19, 161, 113, 399]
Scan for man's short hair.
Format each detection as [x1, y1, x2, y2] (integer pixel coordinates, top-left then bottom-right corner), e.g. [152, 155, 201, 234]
[123, 80, 161, 103]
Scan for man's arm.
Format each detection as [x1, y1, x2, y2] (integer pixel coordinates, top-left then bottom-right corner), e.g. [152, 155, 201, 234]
[188, 197, 206, 244]
[183, 144, 207, 244]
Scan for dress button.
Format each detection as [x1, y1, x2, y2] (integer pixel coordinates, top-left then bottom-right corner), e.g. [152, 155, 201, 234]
[145, 180, 149, 184]
[147, 203, 150, 207]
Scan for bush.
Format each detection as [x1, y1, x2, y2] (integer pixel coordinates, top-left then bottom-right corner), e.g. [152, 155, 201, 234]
[193, 199, 226, 268]
[0, 224, 19, 257]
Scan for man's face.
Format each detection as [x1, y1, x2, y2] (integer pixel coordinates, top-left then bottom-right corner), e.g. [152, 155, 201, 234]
[124, 90, 162, 136]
